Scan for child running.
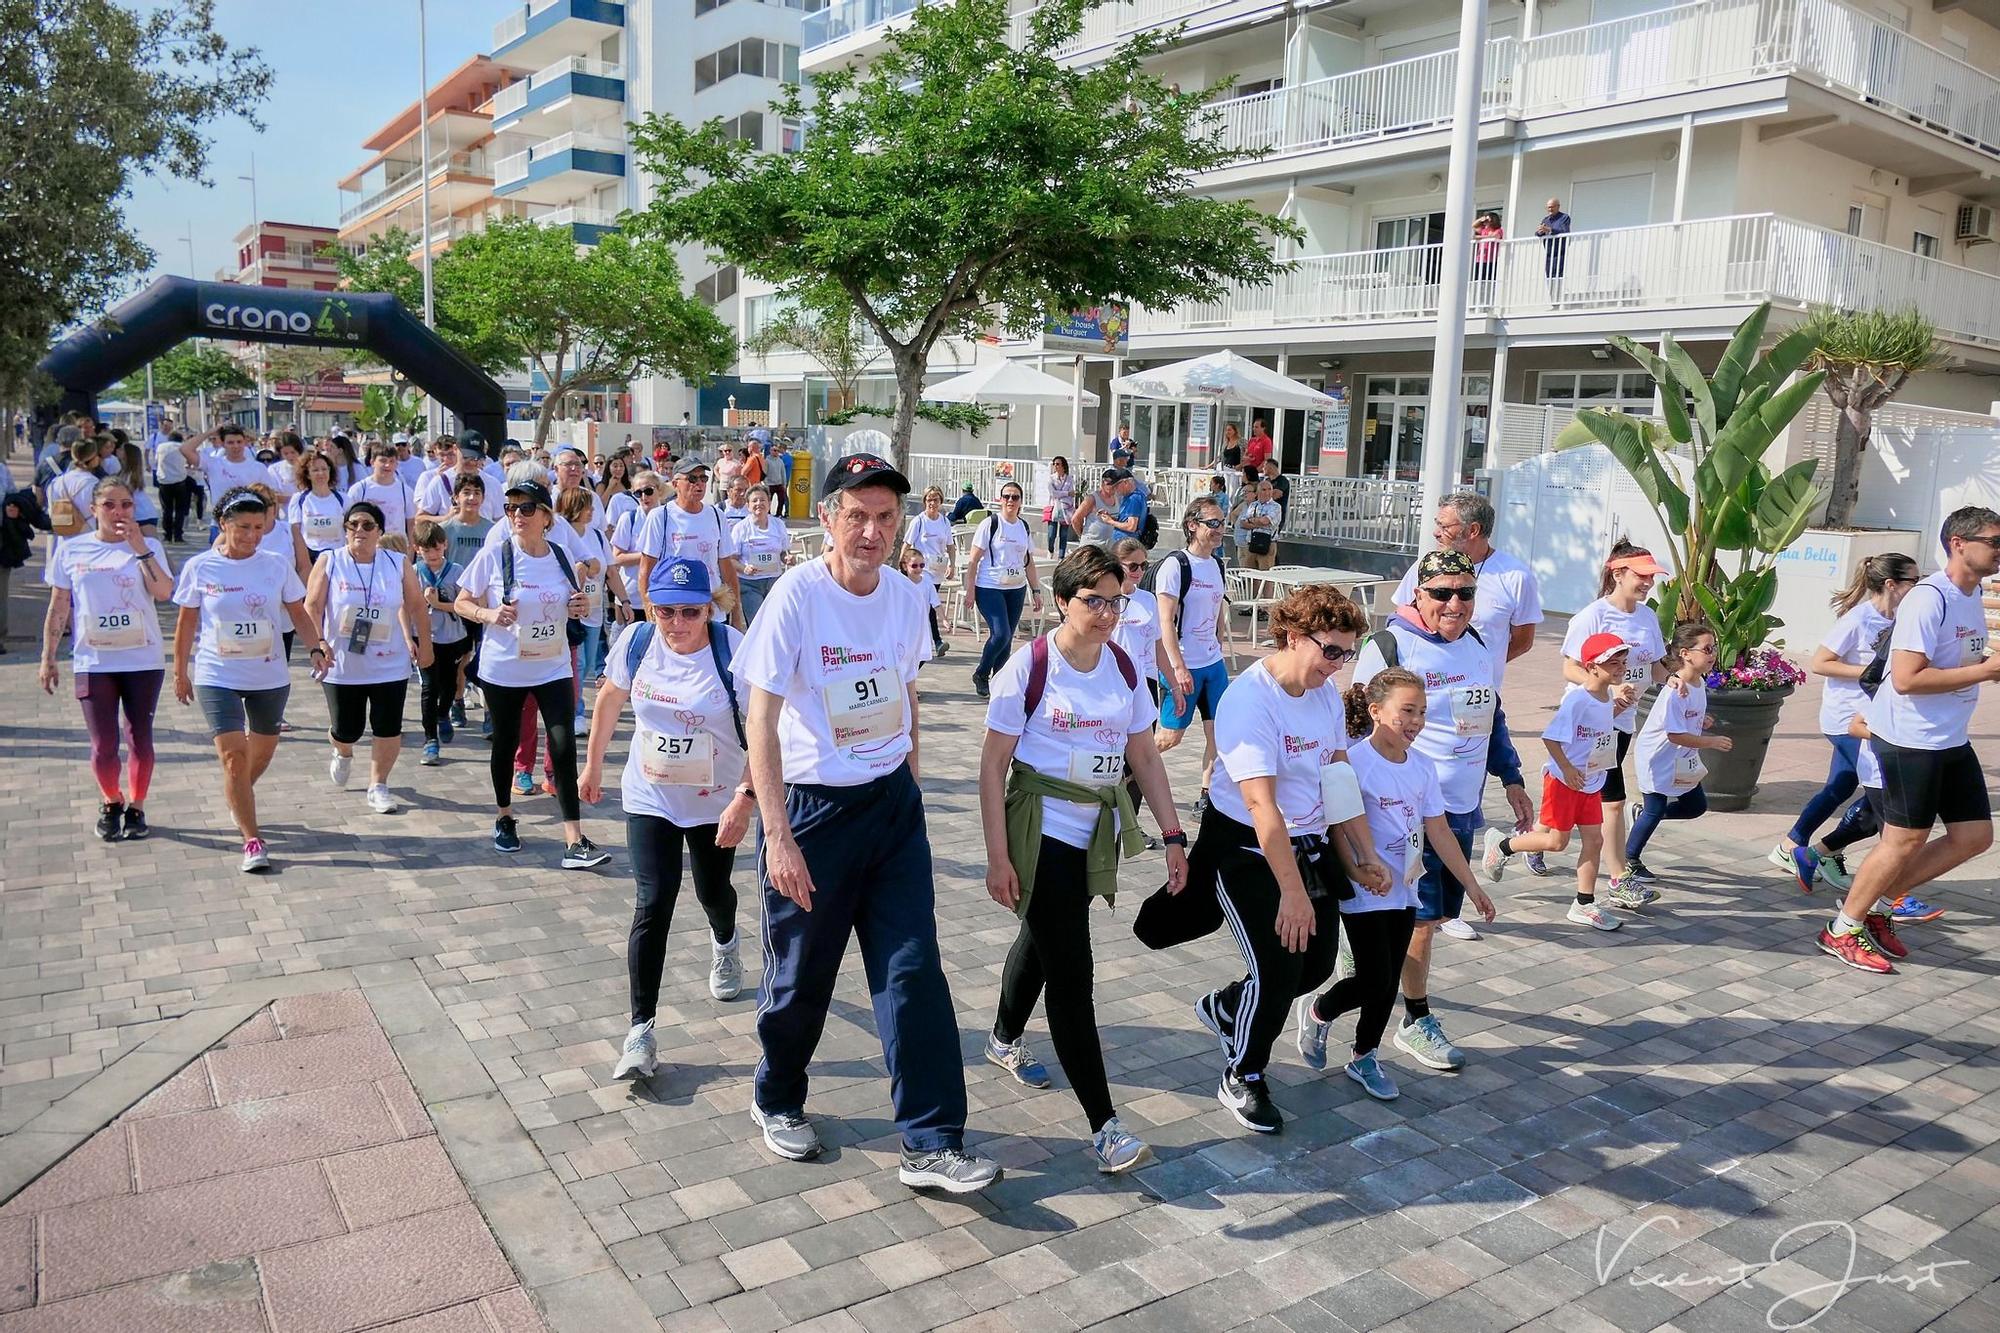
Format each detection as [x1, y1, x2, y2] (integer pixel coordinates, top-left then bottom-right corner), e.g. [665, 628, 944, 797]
[1615, 622, 1731, 897]
[1295, 668, 1494, 1101]
[1482, 632, 1627, 931]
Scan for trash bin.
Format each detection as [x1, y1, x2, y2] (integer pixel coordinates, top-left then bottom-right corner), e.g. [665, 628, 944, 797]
[788, 449, 813, 513]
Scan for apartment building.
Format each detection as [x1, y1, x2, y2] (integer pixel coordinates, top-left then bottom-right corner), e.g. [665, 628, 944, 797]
[488, 0, 807, 423]
[223, 221, 343, 291]
[755, 0, 2000, 484]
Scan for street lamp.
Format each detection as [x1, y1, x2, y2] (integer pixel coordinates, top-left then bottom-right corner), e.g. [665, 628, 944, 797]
[178, 224, 207, 429]
[241, 154, 268, 434]
[417, 0, 441, 438]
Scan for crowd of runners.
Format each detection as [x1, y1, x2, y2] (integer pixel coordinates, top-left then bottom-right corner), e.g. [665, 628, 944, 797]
[15, 414, 1998, 1195]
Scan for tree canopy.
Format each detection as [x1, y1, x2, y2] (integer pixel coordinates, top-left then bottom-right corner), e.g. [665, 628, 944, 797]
[1800, 307, 1948, 527]
[630, 0, 1295, 467]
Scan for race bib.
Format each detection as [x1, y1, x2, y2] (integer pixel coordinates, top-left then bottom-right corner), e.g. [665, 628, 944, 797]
[303, 512, 339, 548]
[638, 728, 715, 787]
[1624, 660, 1649, 686]
[519, 614, 564, 661]
[1067, 750, 1125, 786]
[1672, 749, 1707, 791]
[993, 561, 1026, 589]
[581, 577, 602, 613]
[218, 618, 273, 659]
[822, 668, 903, 748]
[744, 546, 783, 576]
[1450, 684, 1495, 738]
[1585, 729, 1616, 775]
[88, 609, 149, 650]
[336, 604, 386, 643]
[1403, 827, 1424, 885]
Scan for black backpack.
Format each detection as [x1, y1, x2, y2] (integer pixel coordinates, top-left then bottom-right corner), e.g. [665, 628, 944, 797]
[1363, 620, 1485, 670]
[1858, 583, 1948, 698]
[1139, 549, 1228, 642]
[1139, 510, 1160, 549]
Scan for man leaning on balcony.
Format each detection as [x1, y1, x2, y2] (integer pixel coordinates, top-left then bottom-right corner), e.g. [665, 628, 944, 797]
[1536, 198, 1571, 286]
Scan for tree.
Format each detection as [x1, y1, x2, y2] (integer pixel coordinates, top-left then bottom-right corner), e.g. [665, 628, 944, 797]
[354, 385, 426, 438]
[328, 227, 515, 373]
[0, 0, 270, 399]
[630, 0, 1295, 470]
[151, 341, 253, 411]
[745, 291, 887, 416]
[1800, 307, 1948, 528]
[435, 218, 734, 448]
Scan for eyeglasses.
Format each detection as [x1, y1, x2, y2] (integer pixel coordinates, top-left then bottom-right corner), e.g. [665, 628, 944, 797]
[1121, 560, 1148, 572]
[345, 519, 379, 533]
[679, 475, 710, 486]
[1077, 593, 1129, 616]
[633, 487, 656, 497]
[503, 502, 544, 516]
[1307, 635, 1357, 664]
[905, 559, 926, 569]
[1420, 586, 1477, 603]
[653, 604, 708, 621]
[1957, 534, 2000, 548]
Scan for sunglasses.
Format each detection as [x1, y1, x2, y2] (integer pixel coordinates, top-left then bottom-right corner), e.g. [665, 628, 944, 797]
[345, 519, 379, 533]
[633, 487, 656, 497]
[1077, 593, 1129, 616]
[503, 502, 544, 516]
[1958, 534, 2000, 547]
[1420, 586, 1477, 603]
[653, 604, 708, 621]
[679, 474, 710, 485]
[1121, 560, 1148, 572]
[1307, 635, 1357, 665]
[1000, 492, 1023, 502]
[1192, 518, 1223, 530]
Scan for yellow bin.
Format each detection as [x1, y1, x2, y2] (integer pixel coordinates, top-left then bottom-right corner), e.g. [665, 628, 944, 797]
[787, 449, 814, 513]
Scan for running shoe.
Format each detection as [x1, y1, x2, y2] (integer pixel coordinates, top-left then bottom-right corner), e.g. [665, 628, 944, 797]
[1767, 841, 1798, 872]
[492, 816, 522, 854]
[513, 770, 535, 797]
[1817, 924, 1893, 974]
[1605, 876, 1652, 911]
[240, 838, 272, 874]
[1480, 827, 1512, 882]
[1218, 1072, 1282, 1133]
[750, 1104, 823, 1161]
[120, 807, 148, 841]
[1394, 1014, 1465, 1071]
[1888, 895, 1945, 923]
[1142, 832, 1161, 851]
[899, 1146, 1002, 1193]
[613, 1019, 657, 1079]
[709, 933, 742, 1000]
[972, 672, 989, 700]
[1295, 996, 1330, 1071]
[1863, 912, 1909, 960]
[1790, 845, 1822, 895]
[1195, 989, 1236, 1061]
[437, 717, 454, 745]
[421, 740, 442, 766]
[1346, 1051, 1400, 1101]
[449, 700, 468, 729]
[1567, 900, 1621, 931]
[1524, 852, 1550, 877]
[1818, 851, 1854, 892]
[540, 777, 558, 797]
[95, 801, 124, 842]
[1090, 1117, 1152, 1173]
[561, 836, 610, 870]
[1439, 918, 1479, 941]
[1624, 858, 1659, 886]
[366, 784, 398, 814]
[932, 640, 950, 660]
[984, 1034, 1050, 1088]
[481, 716, 493, 739]
[329, 749, 352, 788]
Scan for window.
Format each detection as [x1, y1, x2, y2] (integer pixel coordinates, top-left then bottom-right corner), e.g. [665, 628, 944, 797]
[722, 111, 764, 147]
[1913, 231, 1941, 259]
[781, 118, 805, 153]
[694, 39, 802, 91]
[1913, 207, 1944, 260]
[1534, 370, 1654, 415]
[695, 266, 738, 306]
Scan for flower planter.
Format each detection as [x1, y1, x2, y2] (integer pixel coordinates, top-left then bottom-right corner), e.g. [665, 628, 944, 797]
[1700, 683, 1795, 812]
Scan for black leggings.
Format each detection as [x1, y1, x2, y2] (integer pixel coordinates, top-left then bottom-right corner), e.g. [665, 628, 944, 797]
[485, 677, 578, 819]
[627, 814, 738, 1024]
[324, 679, 409, 744]
[1312, 908, 1416, 1058]
[927, 606, 942, 647]
[993, 839, 1114, 1132]
[1823, 791, 1881, 854]
[420, 638, 472, 741]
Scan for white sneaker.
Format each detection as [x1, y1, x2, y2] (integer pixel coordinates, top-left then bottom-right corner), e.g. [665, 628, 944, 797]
[1767, 841, 1796, 872]
[613, 1020, 657, 1079]
[1439, 918, 1479, 941]
[329, 749, 352, 788]
[1567, 900, 1622, 931]
[709, 933, 742, 1001]
[365, 784, 398, 814]
[1480, 827, 1512, 882]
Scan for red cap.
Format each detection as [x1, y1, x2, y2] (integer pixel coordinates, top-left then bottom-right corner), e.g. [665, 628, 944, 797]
[1579, 632, 1630, 665]
[1607, 551, 1669, 577]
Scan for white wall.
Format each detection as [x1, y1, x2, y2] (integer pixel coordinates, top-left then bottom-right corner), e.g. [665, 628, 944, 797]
[1853, 424, 2000, 569]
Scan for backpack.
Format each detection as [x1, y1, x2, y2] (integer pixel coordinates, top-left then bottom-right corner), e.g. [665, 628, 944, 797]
[1139, 511, 1160, 549]
[48, 474, 85, 537]
[1022, 632, 1137, 717]
[1139, 549, 1228, 642]
[501, 537, 588, 647]
[1363, 619, 1485, 670]
[623, 620, 745, 747]
[1858, 583, 1948, 698]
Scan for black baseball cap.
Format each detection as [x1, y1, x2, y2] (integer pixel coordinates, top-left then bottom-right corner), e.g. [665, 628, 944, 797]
[1103, 466, 1133, 483]
[503, 479, 554, 511]
[822, 452, 910, 500]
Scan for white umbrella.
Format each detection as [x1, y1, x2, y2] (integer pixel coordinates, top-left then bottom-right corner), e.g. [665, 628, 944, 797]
[1109, 350, 1336, 410]
[925, 359, 1101, 408]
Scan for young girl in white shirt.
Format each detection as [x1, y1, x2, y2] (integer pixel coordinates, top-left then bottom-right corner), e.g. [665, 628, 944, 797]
[1619, 622, 1732, 897]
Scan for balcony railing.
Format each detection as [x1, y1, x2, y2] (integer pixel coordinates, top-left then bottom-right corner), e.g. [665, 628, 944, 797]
[1133, 213, 2000, 349]
[494, 7, 528, 48]
[804, 0, 921, 51]
[495, 132, 626, 188]
[534, 206, 622, 229]
[1011, 0, 1213, 57]
[339, 150, 489, 225]
[488, 81, 529, 119]
[494, 150, 531, 187]
[1210, 40, 1517, 159]
[530, 55, 625, 87]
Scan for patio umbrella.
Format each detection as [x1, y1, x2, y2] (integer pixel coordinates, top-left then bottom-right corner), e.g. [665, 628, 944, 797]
[1108, 350, 1336, 410]
[925, 358, 1100, 453]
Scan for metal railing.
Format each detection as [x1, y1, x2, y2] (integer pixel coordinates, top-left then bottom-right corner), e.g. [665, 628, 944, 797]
[535, 205, 622, 229]
[530, 55, 625, 88]
[488, 81, 529, 119]
[1283, 475, 1425, 550]
[493, 6, 528, 47]
[903, 453, 1045, 504]
[1786, 0, 2000, 152]
[804, 0, 921, 51]
[1515, 0, 1776, 115]
[338, 150, 489, 224]
[538, 130, 626, 157]
[1209, 40, 1517, 158]
[494, 151, 531, 187]
[1011, 0, 1212, 56]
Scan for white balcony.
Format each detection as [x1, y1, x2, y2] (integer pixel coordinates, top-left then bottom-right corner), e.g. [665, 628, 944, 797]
[488, 81, 529, 119]
[804, 0, 923, 53]
[1011, 0, 1214, 59]
[338, 150, 489, 226]
[531, 55, 624, 88]
[494, 151, 532, 188]
[534, 206, 622, 230]
[494, 8, 529, 48]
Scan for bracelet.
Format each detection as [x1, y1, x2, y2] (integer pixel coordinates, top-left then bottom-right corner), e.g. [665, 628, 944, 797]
[309, 645, 327, 657]
[1160, 829, 1188, 847]
[734, 784, 755, 801]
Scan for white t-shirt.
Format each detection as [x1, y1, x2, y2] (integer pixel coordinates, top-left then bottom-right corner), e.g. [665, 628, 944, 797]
[1858, 726, 1884, 789]
[320, 549, 411, 686]
[481, 515, 583, 562]
[46, 535, 170, 674]
[267, 458, 300, 499]
[1395, 547, 1543, 687]
[1112, 588, 1161, 686]
[1563, 597, 1665, 734]
[1541, 685, 1618, 795]
[1352, 619, 1496, 815]
[345, 477, 414, 536]
[290, 490, 346, 554]
[1869, 571, 1990, 750]
[637, 502, 736, 589]
[733, 516, 789, 581]
[985, 639, 1154, 850]
[905, 512, 954, 586]
[46, 469, 98, 533]
[458, 539, 578, 688]
[1346, 734, 1443, 915]
[907, 575, 941, 611]
[972, 515, 1033, 591]
[1156, 549, 1227, 672]
[414, 467, 501, 521]
[605, 489, 638, 539]
[733, 558, 929, 786]
[257, 513, 298, 567]
[172, 548, 306, 691]
[573, 526, 609, 628]
[199, 447, 275, 501]
[396, 455, 427, 489]
[1209, 661, 1350, 836]
[1817, 602, 1891, 737]
[1635, 679, 1709, 795]
[607, 621, 747, 827]
[609, 507, 650, 603]
[154, 441, 190, 486]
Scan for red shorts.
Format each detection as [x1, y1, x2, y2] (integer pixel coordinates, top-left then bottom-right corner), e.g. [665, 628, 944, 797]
[1540, 775, 1604, 831]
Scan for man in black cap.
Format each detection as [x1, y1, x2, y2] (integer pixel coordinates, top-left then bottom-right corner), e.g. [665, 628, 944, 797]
[414, 435, 500, 524]
[733, 452, 1001, 1194]
[635, 455, 741, 624]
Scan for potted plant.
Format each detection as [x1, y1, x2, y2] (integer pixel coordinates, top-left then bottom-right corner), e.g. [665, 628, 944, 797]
[1557, 302, 1826, 811]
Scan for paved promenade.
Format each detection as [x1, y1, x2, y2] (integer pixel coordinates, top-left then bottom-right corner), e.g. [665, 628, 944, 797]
[3, 536, 2000, 1332]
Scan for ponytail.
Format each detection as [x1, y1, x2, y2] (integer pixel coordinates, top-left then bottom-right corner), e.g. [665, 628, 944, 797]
[1344, 666, 1425, 741]
[1663, 620, 1714, 671]
[1829, 551, 1919, 613]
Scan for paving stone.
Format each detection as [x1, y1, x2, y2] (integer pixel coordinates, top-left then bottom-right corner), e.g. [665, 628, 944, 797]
[128, 1081, 399, 1189]
[324, 1136, 471, 1230]
[260, 1202, 517, 1333]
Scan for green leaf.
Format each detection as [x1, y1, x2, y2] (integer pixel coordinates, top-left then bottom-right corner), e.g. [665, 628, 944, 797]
[1662, 335, 1713, 444]
[1608, 335, 1691, 444]
[1710, 301, 1772, 424]
[1754, 458, 1826, 554]
[1742, 326, 1820, 402]
[1708, 382, 1772, 493]
[1561, 409, 1689, 534]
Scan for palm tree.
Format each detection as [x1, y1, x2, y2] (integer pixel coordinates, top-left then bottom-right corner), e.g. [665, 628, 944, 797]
[1801, 307, 1947, 527]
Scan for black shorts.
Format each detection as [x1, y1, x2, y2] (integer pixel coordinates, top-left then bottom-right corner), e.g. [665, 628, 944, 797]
[1601, 729, 1635, 802]
[1871, 739, 1990, 829]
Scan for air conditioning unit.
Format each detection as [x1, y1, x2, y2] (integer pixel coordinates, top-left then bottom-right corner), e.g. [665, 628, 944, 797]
[1956, 204, 1996, 245]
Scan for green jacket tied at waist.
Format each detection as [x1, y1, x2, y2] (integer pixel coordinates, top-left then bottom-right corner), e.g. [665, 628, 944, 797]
[1002, 759, 1143, 916]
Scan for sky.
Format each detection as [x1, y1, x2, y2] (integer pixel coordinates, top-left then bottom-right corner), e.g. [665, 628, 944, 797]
[124, 0, 501, 292]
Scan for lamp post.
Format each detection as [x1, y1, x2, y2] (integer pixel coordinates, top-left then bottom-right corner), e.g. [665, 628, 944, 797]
[1419, 0, 1489, 526]
[178, 225, 207, 430]
[417, 0, 441, 439]
[240, 155, 268, 435]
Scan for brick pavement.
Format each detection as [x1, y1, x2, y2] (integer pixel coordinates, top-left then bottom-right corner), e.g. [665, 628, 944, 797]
[4, 533, 2000, 1332]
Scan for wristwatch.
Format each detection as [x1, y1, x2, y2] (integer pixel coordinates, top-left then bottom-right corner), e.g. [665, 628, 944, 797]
[734, 783, 755, 801]
[1160, 828, 1188, 848]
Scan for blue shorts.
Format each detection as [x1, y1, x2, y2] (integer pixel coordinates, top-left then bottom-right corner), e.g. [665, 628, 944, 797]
[1416, 807, 1482, 923]
[1159, 659, 1229, 730]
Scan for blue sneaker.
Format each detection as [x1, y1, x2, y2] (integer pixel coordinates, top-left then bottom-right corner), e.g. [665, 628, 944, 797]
[513, 770, 535, 797]
[1790, 845, 1821, 894]
[492, 816, 521, 854]
[438, 716, 454, 745]
[984, 1033, 1050, 1088]
[1524, 851, 1550, 877]
[1295, 996, 1330, 1071]
[1345, 1051, 1399, 1101]
[420, 739, 441, 766]
[481, 715, 493, 739]
[450, 700, 468, 728]
[1888, 895, 1945, 922]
